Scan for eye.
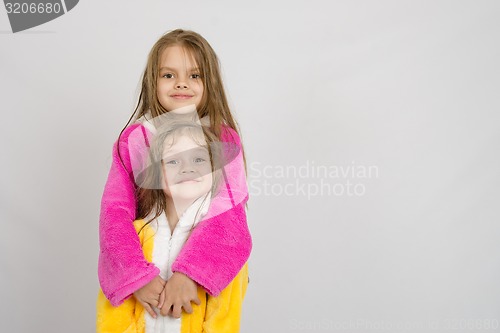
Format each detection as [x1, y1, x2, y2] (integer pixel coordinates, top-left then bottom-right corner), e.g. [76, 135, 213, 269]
[164, 159, 179, 165]
[162, 73, 174, 79]
[194, 157, 206, 163]
[190, 73, 201, 79]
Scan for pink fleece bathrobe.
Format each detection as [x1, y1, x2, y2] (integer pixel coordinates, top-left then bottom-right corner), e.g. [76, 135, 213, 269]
[98, 117, 251, 306]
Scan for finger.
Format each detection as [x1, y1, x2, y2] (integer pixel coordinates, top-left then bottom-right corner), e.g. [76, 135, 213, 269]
[183, 301, 193, 314]
[142, 302, 157, 319]
[192, 295, 201, 305]
[172, 303, 183, 318]
[160, 301, 172, 317]
[153, 295, 160, 308]
[158, 289, 166, 309]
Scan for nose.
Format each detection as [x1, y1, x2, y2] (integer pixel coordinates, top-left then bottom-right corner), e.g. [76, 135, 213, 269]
[181, 167, 195, 174]
[180, 160, 195, 173]
[175, 76, 188, 89]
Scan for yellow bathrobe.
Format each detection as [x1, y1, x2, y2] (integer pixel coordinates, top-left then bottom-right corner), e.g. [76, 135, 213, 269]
[96, 204, 249, 333]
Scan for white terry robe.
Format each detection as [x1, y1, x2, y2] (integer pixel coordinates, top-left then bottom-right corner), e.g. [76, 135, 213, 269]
[144, 194, 211, 333]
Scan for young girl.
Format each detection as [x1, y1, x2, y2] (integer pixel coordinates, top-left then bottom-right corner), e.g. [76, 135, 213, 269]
[98, 29, 251, 318]
[97, 122, 248, 332]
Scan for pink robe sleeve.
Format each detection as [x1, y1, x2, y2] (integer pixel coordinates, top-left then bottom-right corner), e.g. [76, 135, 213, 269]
[98, 124, 252, 305]
[98, 124, 160, 306]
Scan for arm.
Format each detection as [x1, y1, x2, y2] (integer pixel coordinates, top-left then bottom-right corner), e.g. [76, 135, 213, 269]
[203, 263, 249, 332]
[172, 126, 252, 296]
[98, 124, 160, 306]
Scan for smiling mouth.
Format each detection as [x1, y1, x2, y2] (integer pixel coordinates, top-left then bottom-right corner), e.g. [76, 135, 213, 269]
[171, 94, 193, 99]
[177, 179, 200, 184]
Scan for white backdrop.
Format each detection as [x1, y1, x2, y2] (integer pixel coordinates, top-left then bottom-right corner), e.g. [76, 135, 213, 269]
[1, 1, 499, 332]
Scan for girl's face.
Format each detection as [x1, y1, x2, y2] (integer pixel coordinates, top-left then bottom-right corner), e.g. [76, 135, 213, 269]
[161, 133, 213, 203]
[157, 45, 204, 112]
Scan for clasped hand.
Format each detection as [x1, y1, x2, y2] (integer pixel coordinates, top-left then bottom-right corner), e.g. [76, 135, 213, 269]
[133, 272, 200, 319]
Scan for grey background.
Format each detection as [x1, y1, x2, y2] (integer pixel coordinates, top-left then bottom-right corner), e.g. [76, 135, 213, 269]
[1, 1, 499, 332]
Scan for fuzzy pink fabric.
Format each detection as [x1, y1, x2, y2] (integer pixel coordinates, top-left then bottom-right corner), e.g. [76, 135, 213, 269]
[98, 123, 251, 306]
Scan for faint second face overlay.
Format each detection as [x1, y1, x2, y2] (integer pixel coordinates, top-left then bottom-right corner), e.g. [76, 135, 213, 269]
[129, 106, 245, 221]
[249, 160, 380, 199]
[4, 0, 79, 33]
[161, 134, 213, 203]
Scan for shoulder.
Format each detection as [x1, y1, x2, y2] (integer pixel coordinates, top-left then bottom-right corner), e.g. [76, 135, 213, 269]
[117, 123, 147, 145]
[220, 125, 242, 146]
[113, 122, 155, 161]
